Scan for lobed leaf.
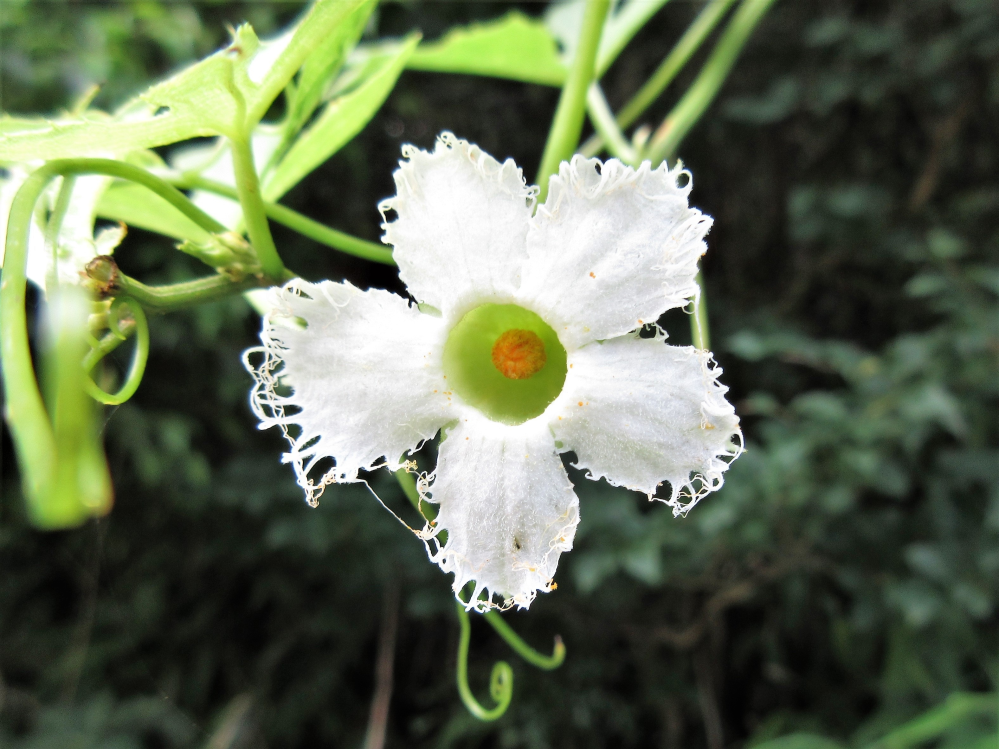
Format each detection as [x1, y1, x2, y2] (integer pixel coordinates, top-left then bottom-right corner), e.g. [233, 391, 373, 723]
[407, 12, 567, 86]
[264, 34, 421, 202]
[97, 182, 214, 244]
[248, 0, 373, 124]
[286, 0, 379, 139]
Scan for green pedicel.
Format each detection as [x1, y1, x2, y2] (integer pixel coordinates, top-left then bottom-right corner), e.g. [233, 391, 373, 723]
[442, 304, 567, 425]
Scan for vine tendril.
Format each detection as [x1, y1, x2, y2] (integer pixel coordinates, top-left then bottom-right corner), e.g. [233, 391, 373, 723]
[83, 297, 149, 405]
[455, 602, 514, 721]
[483, 610, 566, 671]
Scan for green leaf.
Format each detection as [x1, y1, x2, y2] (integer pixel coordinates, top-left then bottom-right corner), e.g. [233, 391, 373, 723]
[141, 24, 256, 140]
[407, 12, 567, 86]
[286, 0, 379, 138]
[546, 0, 673, 76]
[868, 693, 998, 749]
[264, 34, 420, 202]
[0, 28, 256, 162]
[247, 0, 373, 124]
[750, 735, 847, 749]
[96, 182, 214, 244]
[0, 115, 51, 136]
[0, 109, 212, 163]
[0, 0, 373, 161]
[597, 0, 674, 74]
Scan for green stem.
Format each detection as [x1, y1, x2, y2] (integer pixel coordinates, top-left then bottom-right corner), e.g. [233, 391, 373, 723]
[455, 603, 514, 721]
[61, 159, 227, 233]
[2, 166, 61, 505]
[483, 611, 566, 671]
[114, 269, 270, 313]
[82, 326, 129, 373]
[267, 201, 393, 266]
[394, 469, 422, 515]
[0, 158, 247, 524]
[44, 176, 76, 290]
[229, 136, 286, 280]
[586, 84, 639, 164]
[535, 0, 612, 201]
[646, 0, 778, 165]
[179, 175, 395, 266]
[176, 177, 395, 266]
[691, 270, 710, 350]
[581, 0, 737, 157]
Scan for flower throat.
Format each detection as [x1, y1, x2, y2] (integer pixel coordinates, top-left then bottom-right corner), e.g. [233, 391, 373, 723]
[442, 304, 567, 425]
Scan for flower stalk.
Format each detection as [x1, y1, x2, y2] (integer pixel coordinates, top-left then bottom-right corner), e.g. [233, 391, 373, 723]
[177, 175, 395, 266]
[535, 0, 612, 200]
[84, 255, 278, 313]
[229, 135, 286, 281]
[646, 0, 778, 164]
[580, 0, 738, 157]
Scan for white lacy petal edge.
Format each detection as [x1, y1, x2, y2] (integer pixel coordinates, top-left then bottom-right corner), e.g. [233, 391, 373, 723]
[418, 415, 580, 611]
[243, 278, 453, 506]
[379, 132, 537, 322]
[550, 331, 743, 514]
[520, 156, 710, 349]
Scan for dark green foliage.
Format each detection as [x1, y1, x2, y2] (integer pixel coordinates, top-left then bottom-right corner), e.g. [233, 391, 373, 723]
[1, 1, 997, 747]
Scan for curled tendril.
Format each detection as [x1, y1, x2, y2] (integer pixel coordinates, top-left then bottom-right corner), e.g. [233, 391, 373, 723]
[483, 610, 566, 670]
[455, 602, 514, 721]
[108, 298, 134, 341]
[83, 297, 149, 405]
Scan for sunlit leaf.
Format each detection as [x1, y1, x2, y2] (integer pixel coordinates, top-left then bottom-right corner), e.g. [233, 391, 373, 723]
[97, 182, 214, 243]
[142, 24, 258, 140]
[264, 34, 420, 201]
[286, 0, 379, 138]
[545, 0, 673, 75]
[248, 0, 373, 124]
[407, 12, 567, 86]
[0, 109, 203, 162]
[750, 735, 846, 749]
[0, 0, 373, 161]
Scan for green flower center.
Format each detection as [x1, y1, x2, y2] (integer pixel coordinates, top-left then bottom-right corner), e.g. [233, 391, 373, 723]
[442, 304, 567, 425]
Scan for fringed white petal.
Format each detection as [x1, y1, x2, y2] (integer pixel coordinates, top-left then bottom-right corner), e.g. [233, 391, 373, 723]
[520, 156, 710, 349]
[550, 333, 742, 513]
[421, 416, 579, 611]
[244, 279, 453, 506]
[380, 132, 537, 321]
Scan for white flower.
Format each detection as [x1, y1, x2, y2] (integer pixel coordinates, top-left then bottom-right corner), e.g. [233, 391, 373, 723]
[0, 165, 123, 293]
[244, 133, 742, 610]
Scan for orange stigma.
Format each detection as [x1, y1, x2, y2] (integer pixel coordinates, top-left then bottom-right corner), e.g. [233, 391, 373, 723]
[491, 329, 547, 380]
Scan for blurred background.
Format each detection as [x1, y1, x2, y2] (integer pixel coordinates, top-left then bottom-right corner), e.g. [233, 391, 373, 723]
[1, 1, 997, 747]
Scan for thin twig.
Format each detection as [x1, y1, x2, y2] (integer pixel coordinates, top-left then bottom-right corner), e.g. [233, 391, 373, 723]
[363, 580, 400, 749]
[694, 648, 724, 749]
[908, 98, 971, 211]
